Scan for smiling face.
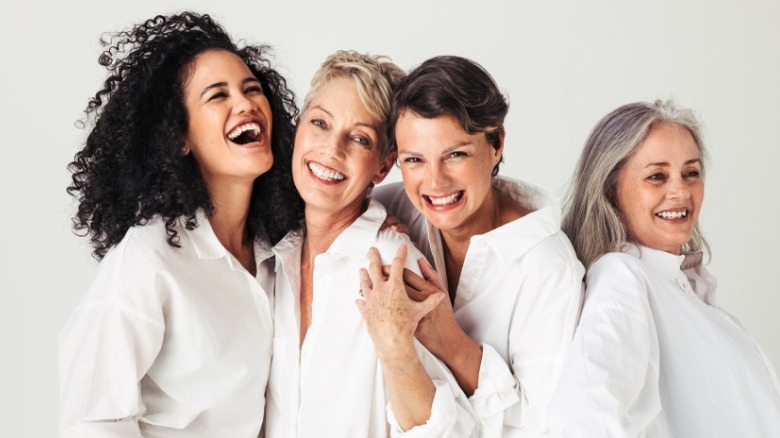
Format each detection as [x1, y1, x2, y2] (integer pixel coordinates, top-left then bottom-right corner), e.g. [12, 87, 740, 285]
[183, 49, 273, 188]
[292, 76, 393, 220]
[395, 112, 503, 236]
[615, 122, 704, 254]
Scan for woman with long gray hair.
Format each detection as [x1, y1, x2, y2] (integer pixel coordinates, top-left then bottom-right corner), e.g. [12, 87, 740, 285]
[549, 100, 780, 437]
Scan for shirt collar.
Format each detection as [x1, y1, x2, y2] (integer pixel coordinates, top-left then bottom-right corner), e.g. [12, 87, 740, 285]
[427, 177, 561, 264]
[182, 209, 275, 266]
[327, 197, 387, 258]
[272, 197, 387, 261]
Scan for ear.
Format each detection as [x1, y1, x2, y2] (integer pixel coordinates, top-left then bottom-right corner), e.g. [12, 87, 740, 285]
[372, 151, 397, 185]
[492, 126, 505, 166]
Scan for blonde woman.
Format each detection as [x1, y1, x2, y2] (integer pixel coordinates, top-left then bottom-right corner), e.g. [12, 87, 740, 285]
[264, 51, 476, 437]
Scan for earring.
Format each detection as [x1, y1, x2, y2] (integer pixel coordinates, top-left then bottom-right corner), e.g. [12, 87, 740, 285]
[182, 146, 190, 155]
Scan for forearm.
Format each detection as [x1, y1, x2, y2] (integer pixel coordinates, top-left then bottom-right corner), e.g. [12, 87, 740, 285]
[433, 329, 483, 396]
[379, 340, 436, 430]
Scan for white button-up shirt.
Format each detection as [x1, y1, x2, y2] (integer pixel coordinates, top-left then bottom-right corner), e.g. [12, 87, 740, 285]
[549, 245, 780, 437]
[374, 178, 585, 437]
[264, 198, 477, 437]
[59, 211, 275, 437]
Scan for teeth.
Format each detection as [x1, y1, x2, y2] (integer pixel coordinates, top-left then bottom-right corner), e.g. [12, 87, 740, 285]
[656, 210, 688, 219]
[308, 162, 345, 181]
[428, 192, 461, 206]
[227, 122, 261, 140]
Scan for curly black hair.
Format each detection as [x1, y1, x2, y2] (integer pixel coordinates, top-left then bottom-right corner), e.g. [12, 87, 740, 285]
[68, 12, 304, 259]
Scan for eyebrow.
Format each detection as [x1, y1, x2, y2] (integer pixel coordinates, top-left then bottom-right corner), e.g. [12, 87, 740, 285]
[398, 141, 473, 157]
[308, 105, 379, 132]
[199, 77, 260, 99]
[644, 158, 701, 168]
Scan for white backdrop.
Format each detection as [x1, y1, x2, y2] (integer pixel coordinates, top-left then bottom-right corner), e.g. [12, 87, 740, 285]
[1, 0, 778, 435]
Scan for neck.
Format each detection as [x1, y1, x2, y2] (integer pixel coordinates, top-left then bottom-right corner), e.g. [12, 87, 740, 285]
[207, 178, 254, 264]
[302, 200, 365, 259]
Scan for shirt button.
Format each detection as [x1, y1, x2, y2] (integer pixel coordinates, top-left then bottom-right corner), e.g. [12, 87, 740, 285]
[676, 278, 687, 291]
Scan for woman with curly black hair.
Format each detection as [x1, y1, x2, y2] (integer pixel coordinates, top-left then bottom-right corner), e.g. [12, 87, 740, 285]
[59, 12, 303, 436]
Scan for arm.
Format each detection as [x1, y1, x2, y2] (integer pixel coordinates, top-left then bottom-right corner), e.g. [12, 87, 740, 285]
[402, 257, 483, 396]
[59, 247, 164, 437]
[549, 255, 660, 438]
[404, 241, 585, 436]
[356, 245, 445, 430]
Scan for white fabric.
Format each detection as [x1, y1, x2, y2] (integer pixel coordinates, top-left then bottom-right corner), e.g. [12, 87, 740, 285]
[374, 178, 585, 437]
[549, 245, 780, 437]
[59, 211, 275, 437]
[264, 198, 477, 438]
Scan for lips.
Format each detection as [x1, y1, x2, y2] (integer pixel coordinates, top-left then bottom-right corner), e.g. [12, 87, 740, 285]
[656, 209, 688, 220]
[227, 120, 265, 145]
[308, 161, 346, 182]
[424, 191, 464, 207]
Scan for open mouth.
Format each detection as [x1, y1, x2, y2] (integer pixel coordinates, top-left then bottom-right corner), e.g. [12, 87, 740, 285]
[656, 209, 688, 219]
[424, 191, 464, 206]
[227, 122, 263, 145]
[308, 161, 345, 182]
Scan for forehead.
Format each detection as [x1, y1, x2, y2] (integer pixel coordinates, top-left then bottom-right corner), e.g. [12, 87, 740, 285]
[396, 112, 482, 148]
[630, 123, 700, 164]
[185, 49, 255, 88]
[306, 77, 380, 124]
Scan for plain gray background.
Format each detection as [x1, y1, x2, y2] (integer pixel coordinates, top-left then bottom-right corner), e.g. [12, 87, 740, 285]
[1, 0, 778, 435]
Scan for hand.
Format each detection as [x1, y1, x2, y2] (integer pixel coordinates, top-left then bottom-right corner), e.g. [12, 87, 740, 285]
[398, 258, 465, 359]
[404, 257, 483, 395]
[379, 213, 411, 235]
[356, 245, 444, 364]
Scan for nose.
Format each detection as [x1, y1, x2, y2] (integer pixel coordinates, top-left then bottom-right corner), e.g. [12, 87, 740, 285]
[320, 132, 347, 158]
[666, 176, 691, 200]
[233, 93, 259, 115]
[427, 161, 451, 191]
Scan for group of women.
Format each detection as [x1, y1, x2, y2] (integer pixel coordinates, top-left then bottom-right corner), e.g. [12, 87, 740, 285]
[59, 11, 780, 438]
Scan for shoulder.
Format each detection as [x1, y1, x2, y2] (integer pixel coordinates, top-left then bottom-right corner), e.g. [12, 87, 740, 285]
[373, 228, 425, 274]
[584, 252, 653, 314]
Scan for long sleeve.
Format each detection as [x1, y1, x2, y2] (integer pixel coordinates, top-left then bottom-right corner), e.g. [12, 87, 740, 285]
[473, 240, 584, 437]
[59, 298, 164, 437]
[59, 240, 165, 437]
[549, 253, 661, 438]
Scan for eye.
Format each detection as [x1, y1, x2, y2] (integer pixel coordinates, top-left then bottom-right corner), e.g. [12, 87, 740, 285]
[245, 85, 264, 95]
[352, 136, 371, 147]
[311, 119, 326, 129]
[684, 169, 701, 179]
[647, 172, 667, 182]
[401, 156, 422, 164]
[446, 151, 467, 159]
[207, 91, 227, 101]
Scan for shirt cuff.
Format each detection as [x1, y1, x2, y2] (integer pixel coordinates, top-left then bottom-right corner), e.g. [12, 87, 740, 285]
[469, 343, 521, 418]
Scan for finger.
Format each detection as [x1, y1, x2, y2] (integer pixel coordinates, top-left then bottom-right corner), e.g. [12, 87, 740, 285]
[355, 299, 368, 318]
[402, 268, 434, 294]
[366, 247, 384, 284]
[417, 292, 446, 318]
[381, 264, 392, 280]
[387, 245, 408, 284]
[359, 268, 373, 299]
[417, 257, 446, 290]
[404, 283, 427, 302]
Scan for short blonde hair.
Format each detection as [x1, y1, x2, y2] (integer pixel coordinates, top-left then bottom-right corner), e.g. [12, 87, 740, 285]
[563, 100, 709, 268]
[301, 50, 405, 157]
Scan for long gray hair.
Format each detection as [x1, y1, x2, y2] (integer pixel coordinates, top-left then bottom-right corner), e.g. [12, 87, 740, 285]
[562, 100, 709, 268]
